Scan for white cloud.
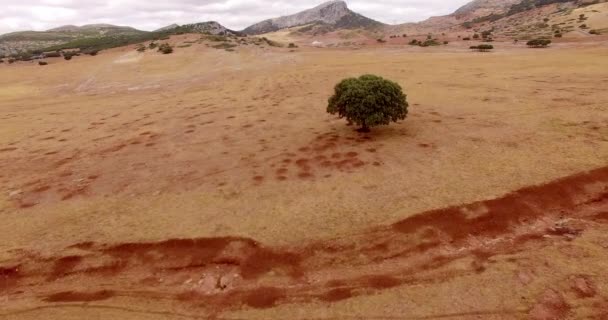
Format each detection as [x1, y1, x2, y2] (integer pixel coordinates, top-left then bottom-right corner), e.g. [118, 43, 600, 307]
[0, 0, 472, 34]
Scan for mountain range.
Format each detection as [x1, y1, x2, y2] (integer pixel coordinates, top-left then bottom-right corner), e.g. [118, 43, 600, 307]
[1, 0, 607, 55]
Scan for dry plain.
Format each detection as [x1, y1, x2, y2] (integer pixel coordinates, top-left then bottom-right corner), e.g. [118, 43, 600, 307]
[1, 35, 608, 319]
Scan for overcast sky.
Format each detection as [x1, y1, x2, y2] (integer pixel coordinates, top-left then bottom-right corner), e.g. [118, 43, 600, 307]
[0, 0, 472, 35]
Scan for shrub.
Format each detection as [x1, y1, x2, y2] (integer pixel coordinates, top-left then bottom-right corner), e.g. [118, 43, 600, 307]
[403, 34, 407, 37]
[470, 44, 494, 52]
[327, 74, 408, 132]
[526, 39, 551, 48]
[444, 41, 449, 45]
[85, 50, 99, 56]
[409, 39, 420, 45]
[589, 29, 600, 35]
[45, 52, 61, 58]
[212, 43, 237, 50]
[288, 43, 298, 48]
[63, 51, 76, 60]
[0, 59, 3, 64]
[554, 33, 563, 38]
[579, 24, 587, 29]
[38, 61, 48, 66]
[419, 39, 440, 47]
[473, 33, 480, 39]
[462, 37, 471, 41]
[136, 45, 146, 52]
[149, 42, 158, 49]
[158, 43, 173, 54]
[377, 38, 386, 43]
[8, 58, 15, 64]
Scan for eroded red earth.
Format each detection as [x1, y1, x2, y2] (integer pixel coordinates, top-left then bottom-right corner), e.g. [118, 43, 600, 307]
[2, 166, 608, 318]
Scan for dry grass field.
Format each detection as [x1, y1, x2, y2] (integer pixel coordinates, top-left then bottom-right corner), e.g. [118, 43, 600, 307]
[1, 35, 608, 319]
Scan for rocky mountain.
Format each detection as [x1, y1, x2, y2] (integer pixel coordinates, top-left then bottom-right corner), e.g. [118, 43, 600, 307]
[154, 22, 238, 35]
[453, 0, 522, 19]
[243, 0, 383, 35]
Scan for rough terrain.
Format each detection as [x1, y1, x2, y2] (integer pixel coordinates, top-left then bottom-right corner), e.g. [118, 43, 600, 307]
[1, 34, 608, 319]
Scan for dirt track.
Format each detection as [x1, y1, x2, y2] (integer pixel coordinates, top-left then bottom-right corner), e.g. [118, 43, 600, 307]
[1, 36, 608, 319]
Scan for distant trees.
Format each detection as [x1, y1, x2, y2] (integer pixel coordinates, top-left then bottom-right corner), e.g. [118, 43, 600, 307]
[526, 39, 551, 48]
[470, 44, 494, 52]
[327, 75, 408, 133]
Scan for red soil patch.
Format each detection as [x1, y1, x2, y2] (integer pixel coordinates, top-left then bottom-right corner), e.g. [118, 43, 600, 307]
[0, 265, 21, 290]
[3, 166, 608, 314]
[319, 288, 353, 302]
[48, 256, 83, 280]
[243, 287, 286, 309]
[44, 290, 115, 303]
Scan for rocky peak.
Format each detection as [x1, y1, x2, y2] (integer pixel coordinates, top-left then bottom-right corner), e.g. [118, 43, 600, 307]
[243, 0, 369, 35]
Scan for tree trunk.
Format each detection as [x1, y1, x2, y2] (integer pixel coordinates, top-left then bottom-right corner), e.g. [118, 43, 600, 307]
[358, 120, 370, 133]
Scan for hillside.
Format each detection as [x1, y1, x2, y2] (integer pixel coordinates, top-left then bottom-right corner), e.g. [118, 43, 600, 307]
[0, 24, 146, 55]
[0, 21, 237, 56]
[242, 0, 383, 35]
[387, 0, 608, 39]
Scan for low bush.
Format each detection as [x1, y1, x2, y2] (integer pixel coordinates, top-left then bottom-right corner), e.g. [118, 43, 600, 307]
[470, 44, 494, 52]
[158, 43, 173, 54]
[288, 43, 298, 48]
[589, 29, 600, 35]
[526, 39, 551, 48]
[462, 37, 471, 41]
[38, 61, 48, 66]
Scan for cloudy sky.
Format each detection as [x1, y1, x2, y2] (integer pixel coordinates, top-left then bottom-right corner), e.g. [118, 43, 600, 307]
[0, 0, 472, 35]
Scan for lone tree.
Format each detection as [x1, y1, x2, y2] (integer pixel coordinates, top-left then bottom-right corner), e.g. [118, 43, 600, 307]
[327, 75, 408, 132]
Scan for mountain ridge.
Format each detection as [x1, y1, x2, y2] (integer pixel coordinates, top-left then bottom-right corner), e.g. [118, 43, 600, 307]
[242, 0, 384, 35]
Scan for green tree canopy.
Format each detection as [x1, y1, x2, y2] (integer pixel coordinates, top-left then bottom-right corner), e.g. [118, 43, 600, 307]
[327, 75, 408, 132]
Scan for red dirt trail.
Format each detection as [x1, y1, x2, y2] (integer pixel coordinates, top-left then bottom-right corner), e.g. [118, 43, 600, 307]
[1, 166, 608, 317]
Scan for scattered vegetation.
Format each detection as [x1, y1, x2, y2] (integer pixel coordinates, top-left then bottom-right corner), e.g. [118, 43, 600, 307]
[327, 74, 408, 132]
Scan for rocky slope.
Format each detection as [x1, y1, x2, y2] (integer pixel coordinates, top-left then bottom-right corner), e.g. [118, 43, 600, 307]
[242, 0, 383, 35]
